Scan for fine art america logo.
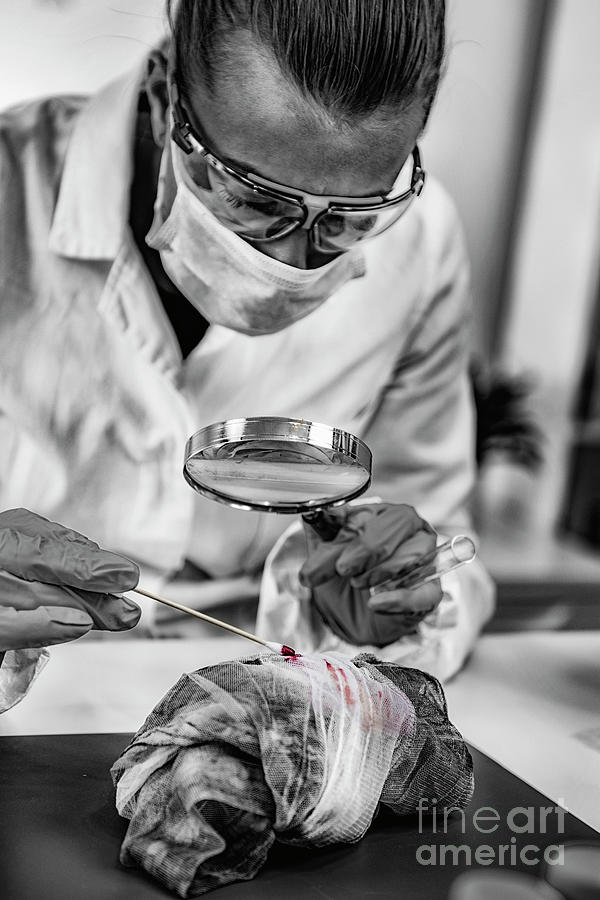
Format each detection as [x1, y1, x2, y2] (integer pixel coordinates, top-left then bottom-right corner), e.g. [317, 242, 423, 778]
[416, 798, 566, 867]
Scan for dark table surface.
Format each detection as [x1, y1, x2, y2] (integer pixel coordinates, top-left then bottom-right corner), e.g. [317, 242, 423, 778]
[0, 733, 597, 899]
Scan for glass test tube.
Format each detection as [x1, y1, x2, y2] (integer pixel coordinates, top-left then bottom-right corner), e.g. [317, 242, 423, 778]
[369, 534, 476, 596]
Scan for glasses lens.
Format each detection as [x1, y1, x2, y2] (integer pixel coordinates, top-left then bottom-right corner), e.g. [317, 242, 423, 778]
[313, 150, 419, 252]
[205, 165, 304, 240]
[315, 196, 416, 252]
[179, 137, 422, 250]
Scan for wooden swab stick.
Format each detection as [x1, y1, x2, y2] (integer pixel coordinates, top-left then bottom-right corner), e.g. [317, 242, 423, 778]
[132, 586, 288, 654]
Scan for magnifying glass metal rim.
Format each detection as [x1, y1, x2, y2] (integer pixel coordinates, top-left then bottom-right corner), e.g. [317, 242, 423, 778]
[183, 416, 372, 514]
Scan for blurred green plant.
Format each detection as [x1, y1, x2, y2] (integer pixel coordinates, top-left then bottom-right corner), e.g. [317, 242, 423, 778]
[470, 361, 544, 471]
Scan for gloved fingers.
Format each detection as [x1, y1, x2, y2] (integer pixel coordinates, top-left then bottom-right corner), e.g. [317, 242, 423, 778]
[0, 508, 99, 546]
[73, 587, 141, 632]
[300, 505, 392, 587]
[299, 511, 355, 586]
[347, 530, 438, 589]
[368, 609, 432, 645]
[0, 509, 140, 592]
[0, 605, 93, 651]
[300, 503, 436, 588]
[367, 580, 443, 615]
[312, 580, 440, 648]
[334, 505, 435, 579]
[0, 570, 141, 632]
[299, 538, 351, 587]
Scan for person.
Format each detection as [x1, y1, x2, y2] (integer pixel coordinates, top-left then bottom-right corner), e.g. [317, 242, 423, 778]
[0, 0, 495, 710]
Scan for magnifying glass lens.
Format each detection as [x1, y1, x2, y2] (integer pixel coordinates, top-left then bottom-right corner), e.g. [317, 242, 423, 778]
[184, 418, 372, 514]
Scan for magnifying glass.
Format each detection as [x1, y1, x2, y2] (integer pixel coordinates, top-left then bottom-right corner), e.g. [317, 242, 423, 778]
[183, 416, 372, 539]
[183, 416, 476, 582]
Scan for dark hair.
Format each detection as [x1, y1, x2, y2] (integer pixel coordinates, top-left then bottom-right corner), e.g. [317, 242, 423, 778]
[166, 0, 445, 123]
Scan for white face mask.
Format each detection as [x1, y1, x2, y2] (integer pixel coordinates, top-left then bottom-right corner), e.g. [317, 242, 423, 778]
[145, 140, 365, 336]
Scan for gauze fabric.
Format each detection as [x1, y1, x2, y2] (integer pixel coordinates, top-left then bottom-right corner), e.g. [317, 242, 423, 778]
[145, 139, 365, 336]
[111, 651, 473, 897]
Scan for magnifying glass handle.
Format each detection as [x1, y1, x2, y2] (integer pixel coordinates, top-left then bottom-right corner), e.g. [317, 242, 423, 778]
[302, 509, 343, 541]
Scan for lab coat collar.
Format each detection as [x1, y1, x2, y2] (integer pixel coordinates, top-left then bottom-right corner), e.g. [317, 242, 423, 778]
[49, 63, 145, 260]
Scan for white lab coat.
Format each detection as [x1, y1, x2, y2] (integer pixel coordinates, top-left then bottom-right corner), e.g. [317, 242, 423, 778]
[0, 61, 494, 696]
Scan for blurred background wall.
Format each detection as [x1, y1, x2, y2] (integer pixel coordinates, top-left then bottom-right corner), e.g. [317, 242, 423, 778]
[2, 0, 600, 581]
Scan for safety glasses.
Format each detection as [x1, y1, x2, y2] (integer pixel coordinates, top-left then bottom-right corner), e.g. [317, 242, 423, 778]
[170, 82, 425, 254]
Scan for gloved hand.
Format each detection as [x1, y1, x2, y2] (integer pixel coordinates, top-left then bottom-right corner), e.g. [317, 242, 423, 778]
[299, 503, 443, 647]
[0, 508, 141, 652]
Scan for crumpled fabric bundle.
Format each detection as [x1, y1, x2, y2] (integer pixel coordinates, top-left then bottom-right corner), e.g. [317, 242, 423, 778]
[111, 652, 473, 897]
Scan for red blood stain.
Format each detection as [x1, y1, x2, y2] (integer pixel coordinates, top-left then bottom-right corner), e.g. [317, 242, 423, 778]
[325, 661, 354, 705]
[323, 661, 412, 731]
[280, 644, 301, 660]
[339, 668, 354, 704]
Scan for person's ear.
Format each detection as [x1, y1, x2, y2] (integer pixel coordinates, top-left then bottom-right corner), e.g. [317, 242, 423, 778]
[145, 48, 170, 147]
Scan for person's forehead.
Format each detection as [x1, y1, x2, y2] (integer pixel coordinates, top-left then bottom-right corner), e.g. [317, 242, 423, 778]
[180, 30, 424, 196]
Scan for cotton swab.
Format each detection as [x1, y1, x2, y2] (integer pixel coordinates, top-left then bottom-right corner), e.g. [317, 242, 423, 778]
[131, 585, 293, 655]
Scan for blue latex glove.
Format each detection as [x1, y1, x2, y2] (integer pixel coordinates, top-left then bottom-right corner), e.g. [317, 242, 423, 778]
[0, 509, 141, 652]
[299, 503, 443, 647]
